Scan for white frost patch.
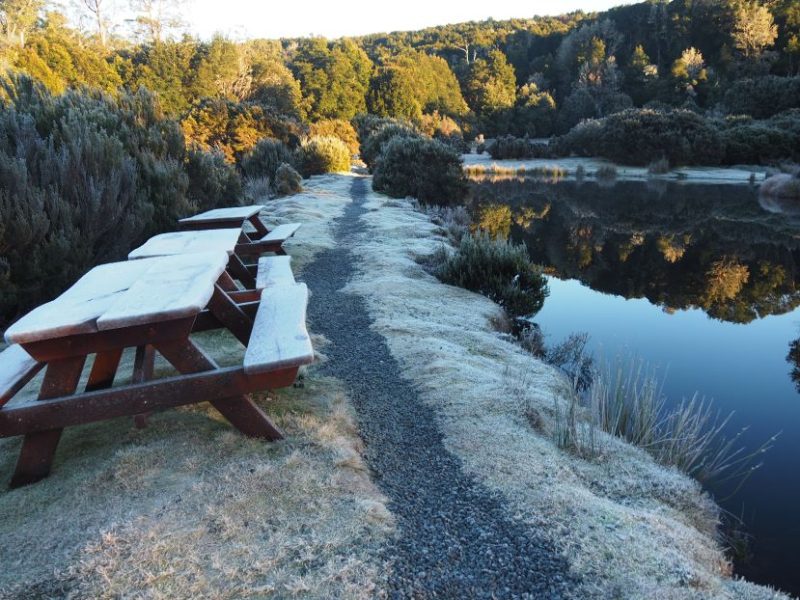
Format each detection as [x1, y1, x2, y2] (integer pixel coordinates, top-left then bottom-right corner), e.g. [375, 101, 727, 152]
[462, 153, 767, 185]
[343, 181, 787, 600]
[259, 173, 355, 270]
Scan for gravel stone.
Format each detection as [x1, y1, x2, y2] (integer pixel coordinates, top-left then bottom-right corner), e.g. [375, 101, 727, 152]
[302, 177, 577, 599]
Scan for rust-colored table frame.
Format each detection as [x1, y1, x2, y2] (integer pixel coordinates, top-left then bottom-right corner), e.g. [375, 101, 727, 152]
[180, 214, 288, 257]
[1, 277, 287, 488]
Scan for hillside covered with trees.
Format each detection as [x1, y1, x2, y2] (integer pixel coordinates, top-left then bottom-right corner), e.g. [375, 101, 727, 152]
[2, 0, 800, 323]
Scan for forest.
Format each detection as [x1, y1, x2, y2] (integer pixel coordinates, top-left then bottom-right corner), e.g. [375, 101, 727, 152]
[2, 0, 800, 323]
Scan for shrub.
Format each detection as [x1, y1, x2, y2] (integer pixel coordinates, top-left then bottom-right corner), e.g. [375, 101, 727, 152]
[0, 76, 195, 325]
[360, 122, 421, 170]
[723, 76, 800, 119]
[310, 119, 360, 155]
[352, 113, 399, 144]
[435, 233, 548, 318]
[486, 135, 551, 159]
[372, 136, 467, 204]
[296, 136, 351, 177]
[186, 147, 242, 212]
[647, 158, 670, 174]
[595, 165, 618, 180]
[274, 162, 303, 196]
[243, 176, 272, 202]
[240, 137, 295, 181]
[554, 109, 724, 166]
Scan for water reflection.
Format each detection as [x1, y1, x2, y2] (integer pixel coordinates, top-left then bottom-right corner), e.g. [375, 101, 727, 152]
[466, 177, 800, 595]
[468, 178, 800, 324]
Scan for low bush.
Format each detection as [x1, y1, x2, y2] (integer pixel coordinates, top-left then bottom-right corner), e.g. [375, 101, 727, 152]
[274, 162, 303, 196]
[721, 124, 798, 164]
[186, 147, 242, 212]
[240, 138, 295, 181]
[486, 135, 551, 159]
[296, 136, 351, 177]
[435, 232, 548, 318]
[360, 122, 421, 170]
[553, 109, 724, 166]
[243, 176, 272, 202]
[723, 76, 800, 120]
[647, 158, 670, 174]
[372, 136, 467, 204]
[310, 119, 360, 155]
[595, 165, 618, 180]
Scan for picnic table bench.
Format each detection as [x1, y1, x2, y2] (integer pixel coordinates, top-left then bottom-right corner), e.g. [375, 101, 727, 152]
[0, 251, 313, 487]
[178, 206, 301, 257]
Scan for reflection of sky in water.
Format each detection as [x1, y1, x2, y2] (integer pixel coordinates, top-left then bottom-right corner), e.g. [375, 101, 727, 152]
[537, 272, 800, 593]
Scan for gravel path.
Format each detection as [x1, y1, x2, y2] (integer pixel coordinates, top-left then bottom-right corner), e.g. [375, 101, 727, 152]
[303, 177, 576, 599]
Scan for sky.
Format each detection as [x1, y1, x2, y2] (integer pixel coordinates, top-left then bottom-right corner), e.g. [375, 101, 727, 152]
[186, 0, 640, 40]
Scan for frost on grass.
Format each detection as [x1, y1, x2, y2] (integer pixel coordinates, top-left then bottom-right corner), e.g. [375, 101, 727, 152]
[344, 182, 786, 600]
[260, 172, 355, 271]
[0, 330, 392, 599]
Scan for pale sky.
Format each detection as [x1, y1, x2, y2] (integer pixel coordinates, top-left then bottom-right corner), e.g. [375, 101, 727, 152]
[185, 0, 639, 40]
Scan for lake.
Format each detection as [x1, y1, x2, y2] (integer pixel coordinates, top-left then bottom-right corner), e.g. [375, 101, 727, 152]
[467, 177, 800, 596]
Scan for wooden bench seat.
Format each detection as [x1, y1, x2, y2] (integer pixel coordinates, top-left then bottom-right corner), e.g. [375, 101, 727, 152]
[245, 283, 314, 374]
[255, 256, 295, 290]
[259, 223, 301, 244]
[0, 345, 43, 407]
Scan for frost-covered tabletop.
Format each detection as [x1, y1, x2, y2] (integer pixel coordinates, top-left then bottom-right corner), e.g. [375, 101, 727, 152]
[5, 251, 229, 344]
[178, 206, 262, 225]
[128, 229, 242, 259]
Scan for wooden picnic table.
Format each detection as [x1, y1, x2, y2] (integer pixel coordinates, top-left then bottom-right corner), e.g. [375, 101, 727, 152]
[1, 251, 314, 487]
[178, 206, 301, 257]
[128, 229, 257, 289]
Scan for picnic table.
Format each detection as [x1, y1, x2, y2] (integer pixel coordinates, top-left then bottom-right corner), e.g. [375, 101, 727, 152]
[0, 251, 314, 487]
[128, 228, 257, 289]
[178, 206, 301, 257]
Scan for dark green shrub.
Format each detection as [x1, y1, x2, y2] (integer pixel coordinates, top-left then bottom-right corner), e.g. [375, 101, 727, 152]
[360, 122, 421, 170]
[436, 233, 548, 318]
[274, 162, 303, 196]
[487, 136, 552, 159]
[240, 137, 295, 181]
[372, 136, 467, 204]
[186, 147, 243, 212]
[721, 124, 798, 164]
[296, 136, 351, 177]
[724, 77, 800, 119]
[554, 109, 724, 166]
[0, 76, 194, 325]
[352, 113, 399, 144]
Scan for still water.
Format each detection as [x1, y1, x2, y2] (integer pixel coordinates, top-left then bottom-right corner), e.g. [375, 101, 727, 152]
[468, 177, 800, 595]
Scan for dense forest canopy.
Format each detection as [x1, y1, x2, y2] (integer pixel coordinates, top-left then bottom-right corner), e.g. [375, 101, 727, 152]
[1, 0, 799, 139]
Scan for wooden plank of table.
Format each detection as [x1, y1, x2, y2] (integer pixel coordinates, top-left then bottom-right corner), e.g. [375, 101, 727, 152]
[128, 228, 242, 259]
[5, 252, 229, 344]
[178, 206, 262, 224]
[97, 251, 229, 330]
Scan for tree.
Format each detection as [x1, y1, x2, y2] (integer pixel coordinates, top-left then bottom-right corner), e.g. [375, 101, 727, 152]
[131, 0, 189, 43]
[465, 49, 516, 115]
[78, 0, 116, 46]
[671, 47, 707, 96]
[0, 0, 42, 46]
[732, 1, 778, 59]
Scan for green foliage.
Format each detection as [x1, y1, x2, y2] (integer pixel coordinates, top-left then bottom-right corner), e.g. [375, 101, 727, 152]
[554, 108, 724, 166]
[296, 135, 351, 177]
[181, 98, 303, 163]
[274, 162, 303, 196]
[486, 135, 551, 159]
[240, 137, 295, 181]
[372, 136, 466, 204]
[0, 76, 196, 324]
[360, 122, 421, 170]
[435, 233, 548, 318]
[723, 76, 800, 118]
[309, 118, 359, 154]
[186, 147, 242, 212]
[465, 49, 517, 118]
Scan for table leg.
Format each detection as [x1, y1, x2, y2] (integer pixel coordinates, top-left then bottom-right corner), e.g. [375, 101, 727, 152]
[208, 285, 254, 346]
[132, 345, 155, 429]
[228, 254, 257, 289]
[154, 339, 283, 441]
[10, 356, 86, 488]
[248, 214, 269, 238]
[85, 349, 123, 392]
